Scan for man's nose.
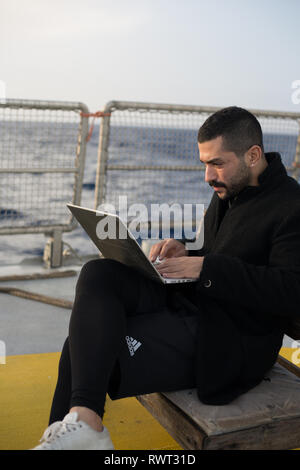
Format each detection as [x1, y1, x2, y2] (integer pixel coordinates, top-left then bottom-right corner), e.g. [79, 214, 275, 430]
[205, 165, 217, 183]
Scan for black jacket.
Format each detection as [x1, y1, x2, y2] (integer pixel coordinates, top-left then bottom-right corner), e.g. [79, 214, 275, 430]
[182, 152, 300, 404]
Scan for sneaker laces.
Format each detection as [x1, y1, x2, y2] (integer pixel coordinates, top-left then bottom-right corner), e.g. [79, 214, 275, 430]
[39, 420, 84, 447]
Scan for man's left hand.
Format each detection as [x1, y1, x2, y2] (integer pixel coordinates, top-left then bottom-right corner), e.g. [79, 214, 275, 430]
[155, 256, 204, 279]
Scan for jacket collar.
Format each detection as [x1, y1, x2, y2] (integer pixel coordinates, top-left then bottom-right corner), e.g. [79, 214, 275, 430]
[257, 152, 287, 186]
[236, 152, 287, 200]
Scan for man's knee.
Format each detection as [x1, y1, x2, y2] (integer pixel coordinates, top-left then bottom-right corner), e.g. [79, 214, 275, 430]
[76, 258, 124, 291]
[81, 258, 121, 275]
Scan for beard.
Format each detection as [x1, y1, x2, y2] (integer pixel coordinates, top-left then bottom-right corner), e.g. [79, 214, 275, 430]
[209, 160, 251, 200]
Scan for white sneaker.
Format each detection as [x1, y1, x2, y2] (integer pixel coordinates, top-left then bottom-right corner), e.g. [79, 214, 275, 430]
[32, 412, 114, 450]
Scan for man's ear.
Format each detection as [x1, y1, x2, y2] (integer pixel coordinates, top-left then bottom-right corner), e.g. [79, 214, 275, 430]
[245, 145, 263, 167]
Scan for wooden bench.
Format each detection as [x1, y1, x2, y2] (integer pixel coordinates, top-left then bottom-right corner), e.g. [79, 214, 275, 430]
[136, 355, 300, 450]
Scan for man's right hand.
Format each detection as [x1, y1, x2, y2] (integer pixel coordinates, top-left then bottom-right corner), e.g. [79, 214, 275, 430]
[149, 239, 188, 262]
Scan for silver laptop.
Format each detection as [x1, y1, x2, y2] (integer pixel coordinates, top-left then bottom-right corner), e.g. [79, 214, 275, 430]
[67, 204, 197, 284]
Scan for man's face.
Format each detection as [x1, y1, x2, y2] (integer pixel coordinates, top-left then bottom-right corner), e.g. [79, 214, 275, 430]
[198, 136, 251, 200]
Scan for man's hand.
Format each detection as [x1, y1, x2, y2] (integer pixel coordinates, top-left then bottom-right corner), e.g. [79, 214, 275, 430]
[149, 238, 187, 262]
[155, 256, 204, 279]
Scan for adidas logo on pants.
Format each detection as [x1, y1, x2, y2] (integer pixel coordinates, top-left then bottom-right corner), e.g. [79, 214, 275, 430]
[125, 336, 142, 356]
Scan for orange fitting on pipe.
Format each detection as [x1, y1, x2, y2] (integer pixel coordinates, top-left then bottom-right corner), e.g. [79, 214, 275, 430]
[80, 111, 111, 141]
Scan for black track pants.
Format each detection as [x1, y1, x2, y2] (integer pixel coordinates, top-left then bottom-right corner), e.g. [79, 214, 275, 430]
[49, 258, 198, 423]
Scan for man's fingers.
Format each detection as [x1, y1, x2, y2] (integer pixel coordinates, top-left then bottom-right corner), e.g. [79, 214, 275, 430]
[156, 259, 183, 278]
[156, 256, 203, 279]
[149, 241, 164, 261]
[149, 239, 172, 261]
[149, 239, 186, 262]
[156, 258, 181, 272]
[159, 241, 174, 259]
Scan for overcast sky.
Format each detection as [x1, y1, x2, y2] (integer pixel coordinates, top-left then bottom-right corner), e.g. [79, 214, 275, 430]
[1, 0, 300, 113]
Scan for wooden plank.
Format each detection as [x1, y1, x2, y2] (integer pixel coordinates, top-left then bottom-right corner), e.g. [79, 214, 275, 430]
[0, 270, 77, 282]
[0, 286, 73, 309]
[136, 393, 206, 450]
[277, 355, 300, 378]
[204, 415, 300, 450]
[137, 392, 300, 450]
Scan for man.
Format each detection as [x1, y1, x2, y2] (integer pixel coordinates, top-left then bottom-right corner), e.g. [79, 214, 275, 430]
[152, 106, 300, 403]
[33, 106, 300, 450]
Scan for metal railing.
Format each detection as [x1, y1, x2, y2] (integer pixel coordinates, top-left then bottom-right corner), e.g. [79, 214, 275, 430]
[0, 99, 89, 266]
[2, 99, 300, 265]
[94, 100, 300, 211]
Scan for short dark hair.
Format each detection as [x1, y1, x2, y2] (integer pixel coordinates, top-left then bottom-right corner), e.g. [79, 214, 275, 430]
[198, 106, 264, 156]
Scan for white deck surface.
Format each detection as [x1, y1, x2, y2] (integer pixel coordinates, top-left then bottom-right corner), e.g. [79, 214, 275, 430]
[0, 256, 85, 355]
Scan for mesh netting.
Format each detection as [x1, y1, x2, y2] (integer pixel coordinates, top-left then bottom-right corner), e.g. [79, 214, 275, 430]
[0, 100, 88, 233]
[98, 105, 300, 212]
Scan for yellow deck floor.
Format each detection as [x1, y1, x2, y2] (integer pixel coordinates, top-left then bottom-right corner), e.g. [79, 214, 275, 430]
[0, 352, 181, 450]
[0, 347, 298, 450]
